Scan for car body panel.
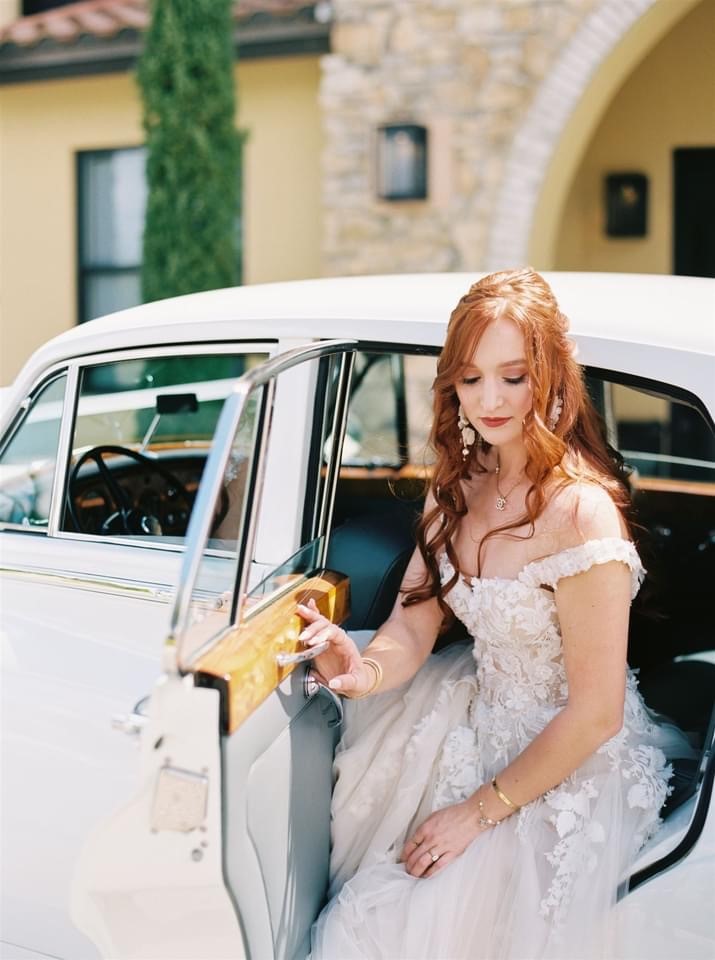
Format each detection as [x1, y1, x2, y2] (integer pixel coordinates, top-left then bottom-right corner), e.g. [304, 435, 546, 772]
[614, 800, 715, 956]
[70, 674, 244, 960]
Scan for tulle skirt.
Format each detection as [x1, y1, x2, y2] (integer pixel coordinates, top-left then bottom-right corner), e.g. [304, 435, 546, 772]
[310, 644, 691, 960]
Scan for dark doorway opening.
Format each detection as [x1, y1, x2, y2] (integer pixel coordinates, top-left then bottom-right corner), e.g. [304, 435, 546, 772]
[673, 147, 715, 278]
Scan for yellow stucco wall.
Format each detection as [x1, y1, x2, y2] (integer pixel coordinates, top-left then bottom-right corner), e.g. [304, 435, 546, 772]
[0, 55, 322, 385]
[553, 0, 715, 273]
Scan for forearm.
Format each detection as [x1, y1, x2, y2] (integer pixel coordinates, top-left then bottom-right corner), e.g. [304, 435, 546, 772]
[468, 704, 622, 820]
[359, 618, 434, 692]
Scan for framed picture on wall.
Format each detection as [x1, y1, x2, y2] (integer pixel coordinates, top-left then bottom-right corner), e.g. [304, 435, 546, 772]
[605, 172, 648, 237]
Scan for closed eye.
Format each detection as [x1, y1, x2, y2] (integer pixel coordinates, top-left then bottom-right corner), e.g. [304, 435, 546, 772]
[461, 374, 527, 385]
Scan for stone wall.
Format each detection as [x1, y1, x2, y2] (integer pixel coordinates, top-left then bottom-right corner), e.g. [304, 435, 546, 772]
[320, 0, 653, 275]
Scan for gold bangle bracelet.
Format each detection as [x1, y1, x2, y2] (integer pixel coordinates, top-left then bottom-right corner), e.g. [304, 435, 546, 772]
[491, 776, 521, 811]
[351, 657, 383, 698]
[363, 656, 383, 692]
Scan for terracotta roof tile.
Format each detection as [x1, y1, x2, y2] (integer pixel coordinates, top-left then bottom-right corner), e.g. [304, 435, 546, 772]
[0, 0, 318, 48]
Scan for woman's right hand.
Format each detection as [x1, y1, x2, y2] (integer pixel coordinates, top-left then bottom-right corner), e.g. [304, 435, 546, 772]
[296, 598, 373, 697]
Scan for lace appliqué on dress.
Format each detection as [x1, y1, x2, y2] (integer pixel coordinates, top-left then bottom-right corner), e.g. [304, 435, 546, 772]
[539, 779, 605, 923]
[622, 745, 673, 849]
[597, 672, 674, 850]
[519, 537, 645, 600]
[433, 726, 480, 810]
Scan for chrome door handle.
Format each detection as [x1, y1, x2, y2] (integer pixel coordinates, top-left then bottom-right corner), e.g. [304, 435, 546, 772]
[275, 639, 329, 667]
[111, 695, 150, 736]
[304, 670, 343, 727]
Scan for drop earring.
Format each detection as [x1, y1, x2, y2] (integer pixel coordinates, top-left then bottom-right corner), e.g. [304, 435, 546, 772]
[547, 395, 563, 432]
[458, 404, 477, 460]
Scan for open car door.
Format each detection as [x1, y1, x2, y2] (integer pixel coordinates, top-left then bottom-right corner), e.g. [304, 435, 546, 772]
[71, 339, 357, 960]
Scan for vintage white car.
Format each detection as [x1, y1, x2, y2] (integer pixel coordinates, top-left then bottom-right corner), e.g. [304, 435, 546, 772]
[1, 273, 713, 960]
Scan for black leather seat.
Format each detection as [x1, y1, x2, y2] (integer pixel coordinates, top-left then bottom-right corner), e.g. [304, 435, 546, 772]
[327, 503, 419, 630]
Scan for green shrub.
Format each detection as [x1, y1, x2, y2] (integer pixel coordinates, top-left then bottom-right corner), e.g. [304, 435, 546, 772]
[137, 0, 242, 303]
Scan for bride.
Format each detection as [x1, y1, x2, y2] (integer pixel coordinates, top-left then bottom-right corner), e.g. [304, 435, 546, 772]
[299, 268, 686, 959]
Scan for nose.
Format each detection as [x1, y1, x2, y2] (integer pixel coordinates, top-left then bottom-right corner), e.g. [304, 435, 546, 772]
[481, 378, 503, 413]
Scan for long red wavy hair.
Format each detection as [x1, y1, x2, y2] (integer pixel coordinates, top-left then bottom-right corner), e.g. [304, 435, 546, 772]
[403, 267, 634, 617]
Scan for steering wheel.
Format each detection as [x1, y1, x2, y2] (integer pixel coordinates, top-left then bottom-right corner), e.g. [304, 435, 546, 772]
[67, 445, 195, 536]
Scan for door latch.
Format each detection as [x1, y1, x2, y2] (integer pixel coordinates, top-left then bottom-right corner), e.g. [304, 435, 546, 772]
[304, 670, 343, 727]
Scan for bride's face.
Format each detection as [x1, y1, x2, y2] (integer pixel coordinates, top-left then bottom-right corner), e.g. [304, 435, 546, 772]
[455, 317, 533, 449]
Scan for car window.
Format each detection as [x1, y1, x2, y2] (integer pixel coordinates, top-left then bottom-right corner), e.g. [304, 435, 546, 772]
[341, 356, 715, 490]
[608, 382, 714, 485]
[62, 351, 267, 539]
[244, 353, 347, 604]
[343, 359, 715, 487]
[0, 374, 67, 529]
[342, 351, 436, 469]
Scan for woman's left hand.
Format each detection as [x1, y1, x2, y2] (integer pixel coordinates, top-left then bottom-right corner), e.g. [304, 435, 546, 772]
[400, 796, 484, 879]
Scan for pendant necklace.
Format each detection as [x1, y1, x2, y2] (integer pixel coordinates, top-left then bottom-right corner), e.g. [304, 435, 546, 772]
[494, 458, 523, 511]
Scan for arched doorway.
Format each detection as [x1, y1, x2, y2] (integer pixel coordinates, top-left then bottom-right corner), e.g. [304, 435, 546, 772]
[552, 0, 714, 275]
[484, 0, 702, 270]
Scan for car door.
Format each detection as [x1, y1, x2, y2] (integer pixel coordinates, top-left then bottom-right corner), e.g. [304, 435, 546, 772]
[0, 346, 270, 960]
[71, 339, 356, 960]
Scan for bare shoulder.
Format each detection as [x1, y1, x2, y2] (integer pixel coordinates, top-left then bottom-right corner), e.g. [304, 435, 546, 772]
[539, 479, 627, 548]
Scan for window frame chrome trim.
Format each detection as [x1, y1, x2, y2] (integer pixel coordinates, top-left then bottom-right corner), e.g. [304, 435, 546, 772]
[0, 562, 230, 606]
[0, 563, 176, 602]
[317, 350, 355, 568]
[48, 363, 79, 535]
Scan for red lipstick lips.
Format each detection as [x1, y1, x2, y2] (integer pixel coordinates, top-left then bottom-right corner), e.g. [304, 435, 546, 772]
[481, 417, 511, 427]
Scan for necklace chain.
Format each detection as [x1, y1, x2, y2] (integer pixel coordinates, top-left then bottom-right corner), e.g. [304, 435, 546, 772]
[494, 457, 523, 511]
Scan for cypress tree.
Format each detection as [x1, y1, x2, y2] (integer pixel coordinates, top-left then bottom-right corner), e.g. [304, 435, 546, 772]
[137, 0, 241, 303]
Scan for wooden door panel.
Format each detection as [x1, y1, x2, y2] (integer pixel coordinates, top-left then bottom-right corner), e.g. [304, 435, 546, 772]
[195, 570, 349, 734]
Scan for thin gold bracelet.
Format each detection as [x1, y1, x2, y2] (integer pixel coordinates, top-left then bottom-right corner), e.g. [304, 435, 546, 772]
[491, 776, 521, 812]
[351, 657, 383, 698]
[477, 799, 501, 828]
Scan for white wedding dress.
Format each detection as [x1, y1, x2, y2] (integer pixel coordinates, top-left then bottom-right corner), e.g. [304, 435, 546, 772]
[310, 538, 690, 960]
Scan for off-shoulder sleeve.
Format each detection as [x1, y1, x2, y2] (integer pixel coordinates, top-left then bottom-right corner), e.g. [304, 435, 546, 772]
[520, 538, 645, 600]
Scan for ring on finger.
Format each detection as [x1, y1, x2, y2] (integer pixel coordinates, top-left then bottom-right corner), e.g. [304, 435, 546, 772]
[429, 848, 440, 863]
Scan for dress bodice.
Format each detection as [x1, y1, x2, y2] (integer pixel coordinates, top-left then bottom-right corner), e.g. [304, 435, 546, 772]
[439, 538, 645, 728]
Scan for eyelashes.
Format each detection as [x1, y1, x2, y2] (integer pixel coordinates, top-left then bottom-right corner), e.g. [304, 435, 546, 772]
[460, 375, 528, 386]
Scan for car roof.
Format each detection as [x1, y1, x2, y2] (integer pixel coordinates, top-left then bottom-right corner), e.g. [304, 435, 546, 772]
[26, 271, 715, 354]
[7, 272, 715, 412]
